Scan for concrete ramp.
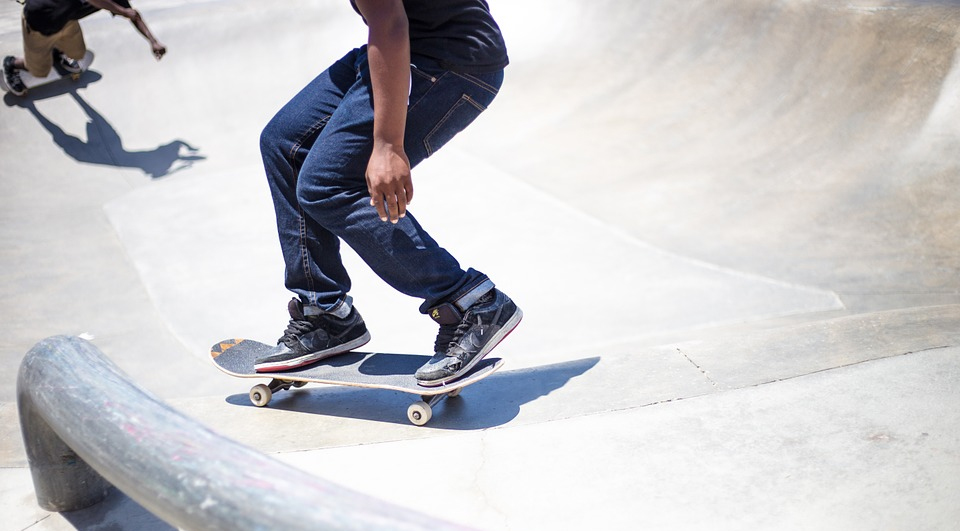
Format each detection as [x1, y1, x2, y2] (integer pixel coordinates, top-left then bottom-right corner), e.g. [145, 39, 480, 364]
[2, 0, 958, 392]
[104, 150, 842, 368]
[489, 0, 960, 311]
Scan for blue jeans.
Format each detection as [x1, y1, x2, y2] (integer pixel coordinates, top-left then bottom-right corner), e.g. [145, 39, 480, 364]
[260, 47, 503, 318]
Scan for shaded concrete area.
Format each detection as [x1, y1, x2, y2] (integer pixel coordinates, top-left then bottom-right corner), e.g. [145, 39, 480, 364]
[1, 0, 959, 529]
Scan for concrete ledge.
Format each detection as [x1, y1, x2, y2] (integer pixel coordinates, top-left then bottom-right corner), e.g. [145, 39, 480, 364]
[680, 305, 960, 389]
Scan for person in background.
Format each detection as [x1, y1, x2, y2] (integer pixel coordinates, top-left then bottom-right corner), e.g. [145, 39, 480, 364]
[3, 0, 165, 96]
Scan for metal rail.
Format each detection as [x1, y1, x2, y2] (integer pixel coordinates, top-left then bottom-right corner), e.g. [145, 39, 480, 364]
[17, 335, 474, 531]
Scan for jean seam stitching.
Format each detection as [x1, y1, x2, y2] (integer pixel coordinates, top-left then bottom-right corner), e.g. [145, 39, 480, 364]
[450, 71, 500, 96]
[422, 94, 483, 157]
[287, 115, 331, 301]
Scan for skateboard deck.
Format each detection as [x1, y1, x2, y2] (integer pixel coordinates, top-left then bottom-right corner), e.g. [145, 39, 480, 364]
[1, 50, 94, 95]
[211, 338, 504, 426]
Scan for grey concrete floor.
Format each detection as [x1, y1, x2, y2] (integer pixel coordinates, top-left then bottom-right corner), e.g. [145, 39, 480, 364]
[2, 0, 959, 529]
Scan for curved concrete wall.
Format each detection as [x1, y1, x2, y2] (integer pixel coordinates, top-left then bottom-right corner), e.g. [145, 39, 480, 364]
[2, 0, 958, 398]
[489, 0, 960, 309]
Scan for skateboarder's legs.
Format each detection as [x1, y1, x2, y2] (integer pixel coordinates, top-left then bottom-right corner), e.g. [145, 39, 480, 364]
[22, 17, 85, 78]
[259, 46, 520, 380]
[260, 50, 358, 317]
[261, 47, 501, 317]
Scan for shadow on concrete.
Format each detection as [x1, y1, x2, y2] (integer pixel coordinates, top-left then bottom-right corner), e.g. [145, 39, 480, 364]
[224, 357, 600, 429]
[60, 487, 174, 531]
[4, 71, 205, 179]
[2, 67, 102, 101]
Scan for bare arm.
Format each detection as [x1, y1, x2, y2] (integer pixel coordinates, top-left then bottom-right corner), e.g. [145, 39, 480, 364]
[354, 0, 411, 223]
[86, 0, 166, 60]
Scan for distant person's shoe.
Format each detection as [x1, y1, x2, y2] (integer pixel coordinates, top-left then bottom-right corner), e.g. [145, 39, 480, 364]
[2, 56, 26, 96]
[54, 49, 83, 73]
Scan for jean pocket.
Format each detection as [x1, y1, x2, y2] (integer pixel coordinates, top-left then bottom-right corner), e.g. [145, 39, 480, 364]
[409, 65, 437, 108]
[423, 94, 486, 157]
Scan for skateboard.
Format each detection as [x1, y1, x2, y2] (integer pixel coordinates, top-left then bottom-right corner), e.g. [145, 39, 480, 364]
[0, 50, 94, 95]
[210, 338, 504, 426]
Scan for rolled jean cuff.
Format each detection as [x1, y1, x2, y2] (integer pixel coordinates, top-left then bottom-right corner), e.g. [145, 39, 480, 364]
[304, 295, 353, 319]
[451, 278, 495, 312]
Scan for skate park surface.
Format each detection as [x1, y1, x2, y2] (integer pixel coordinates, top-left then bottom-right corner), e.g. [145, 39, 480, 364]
[2, 0, 959, 529]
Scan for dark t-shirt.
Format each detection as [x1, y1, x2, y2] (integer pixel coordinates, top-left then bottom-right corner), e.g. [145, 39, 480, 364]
[24, 0, 129, 36]
[349, 0, 508, 73]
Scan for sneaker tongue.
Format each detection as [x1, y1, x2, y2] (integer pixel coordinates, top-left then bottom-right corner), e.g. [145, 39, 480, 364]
[428, 303, 462, 325]
[287, 298, 306, 320]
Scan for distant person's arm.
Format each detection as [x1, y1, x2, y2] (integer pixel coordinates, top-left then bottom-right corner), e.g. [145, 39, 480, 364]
[86, 0, 167, 60]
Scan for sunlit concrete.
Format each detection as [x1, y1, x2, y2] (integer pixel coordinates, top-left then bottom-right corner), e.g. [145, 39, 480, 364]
[2, 0, 959, 529]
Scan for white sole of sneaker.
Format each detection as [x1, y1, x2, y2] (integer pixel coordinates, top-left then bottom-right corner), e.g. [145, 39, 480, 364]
[254, 331, 371, 372]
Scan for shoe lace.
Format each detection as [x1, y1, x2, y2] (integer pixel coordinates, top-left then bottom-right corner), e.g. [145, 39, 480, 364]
[434, 314, 480, 356]
[278, 317, 320, 348]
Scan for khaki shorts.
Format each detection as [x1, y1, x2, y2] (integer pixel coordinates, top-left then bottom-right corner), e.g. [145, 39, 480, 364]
[22, 15, 86, 78]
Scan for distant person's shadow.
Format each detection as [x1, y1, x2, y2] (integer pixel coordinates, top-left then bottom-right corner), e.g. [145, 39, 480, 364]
[4, 71, 206, 178]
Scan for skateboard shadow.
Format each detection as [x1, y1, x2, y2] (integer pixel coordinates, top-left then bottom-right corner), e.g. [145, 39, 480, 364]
[258, 350, 411, 373]
[3, 67, 102, 101]
[4, 73, 206, 179]
[224, 356, 601, 430]
[358, 352, 435, 375]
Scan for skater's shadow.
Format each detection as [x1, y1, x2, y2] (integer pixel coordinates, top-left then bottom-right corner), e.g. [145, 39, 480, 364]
[4, 72, 205, 178]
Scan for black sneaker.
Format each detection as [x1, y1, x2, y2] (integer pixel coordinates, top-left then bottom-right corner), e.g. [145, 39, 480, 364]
[254, 298, 371, 372]
[54, 49, 82, 73]
[416, 288, 522, 386]
[2, 56, 26, 96]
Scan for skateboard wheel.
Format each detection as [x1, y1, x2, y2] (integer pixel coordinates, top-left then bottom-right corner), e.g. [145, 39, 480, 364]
[292, 381, 307, 388]
[407, 401, 432, 426]
[249, 384, 272, 407]
[447, 388, 462, 398]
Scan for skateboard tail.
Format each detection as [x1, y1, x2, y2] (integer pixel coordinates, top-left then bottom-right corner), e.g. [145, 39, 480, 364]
[211, 338, 244, 358]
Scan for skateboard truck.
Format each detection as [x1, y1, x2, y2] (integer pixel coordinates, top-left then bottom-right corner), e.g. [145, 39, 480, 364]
[247, 378, 464, 426]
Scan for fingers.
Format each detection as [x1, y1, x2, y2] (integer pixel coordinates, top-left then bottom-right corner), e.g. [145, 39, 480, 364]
[151, 40, 167, 60]
[370, 186, 410, 224]
[365, 147, 412, 223]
